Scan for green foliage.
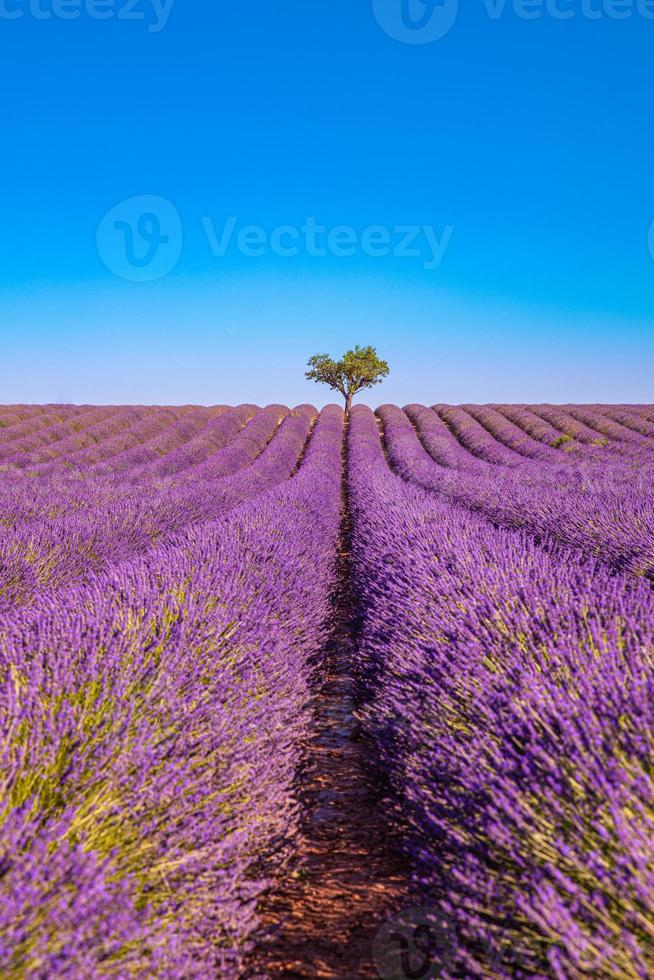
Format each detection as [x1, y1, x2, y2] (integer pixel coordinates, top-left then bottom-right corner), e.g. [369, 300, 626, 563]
[305, 346, 389, 409]
[553, 434, 573, 448]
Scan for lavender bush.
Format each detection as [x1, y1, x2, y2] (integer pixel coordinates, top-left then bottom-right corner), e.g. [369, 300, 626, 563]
[0, 404, 343, 976]
[349, 404, 654, 978]
[1, 397, 654, 977]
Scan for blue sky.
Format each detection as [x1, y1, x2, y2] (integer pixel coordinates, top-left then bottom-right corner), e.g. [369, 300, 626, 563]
[1, 0, 653, 405]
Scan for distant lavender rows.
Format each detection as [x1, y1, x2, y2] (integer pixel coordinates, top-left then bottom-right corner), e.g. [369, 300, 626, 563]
[1, 401, 654, 975]
[0, 405, 317, 612]
[351, 403, 654, 977]
[384, 404, 654, 576]
[0, 403, 342, 976]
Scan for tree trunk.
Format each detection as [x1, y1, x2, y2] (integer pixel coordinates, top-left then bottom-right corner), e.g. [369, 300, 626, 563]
[345, 393, 353, 414]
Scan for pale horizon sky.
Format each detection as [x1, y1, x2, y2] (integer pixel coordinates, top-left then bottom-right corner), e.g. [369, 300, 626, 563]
[2, 2, 653, 404]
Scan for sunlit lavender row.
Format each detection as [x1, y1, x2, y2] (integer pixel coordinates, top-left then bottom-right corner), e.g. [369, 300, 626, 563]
[0, 404, 342, 975]
[1, 400, 654, 975]
[350, 403, 654, 977]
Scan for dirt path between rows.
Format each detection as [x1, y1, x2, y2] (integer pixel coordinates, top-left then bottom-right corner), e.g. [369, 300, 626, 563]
[248, 420, 409, 978]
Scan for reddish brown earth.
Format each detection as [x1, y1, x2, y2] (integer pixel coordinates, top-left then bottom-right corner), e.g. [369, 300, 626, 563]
[248, 426, 409, 979]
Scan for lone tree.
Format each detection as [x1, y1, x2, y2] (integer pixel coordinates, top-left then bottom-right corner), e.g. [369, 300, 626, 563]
[305, 346, 390, 413]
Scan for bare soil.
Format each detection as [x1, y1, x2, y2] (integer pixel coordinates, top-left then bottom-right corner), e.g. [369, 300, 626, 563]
[248, 422, 409, 978]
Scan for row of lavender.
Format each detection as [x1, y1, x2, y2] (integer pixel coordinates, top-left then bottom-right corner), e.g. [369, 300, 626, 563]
[1, 401, 652, 476]
[383, 405, 654, 576]
[410, 403, 654, 467]
[3, 396, 654, 975]
[351, 404, 654, 976]
[0, 405, 324, 612]
[0, 401, 649, 505]
[0, 405, 343, 975]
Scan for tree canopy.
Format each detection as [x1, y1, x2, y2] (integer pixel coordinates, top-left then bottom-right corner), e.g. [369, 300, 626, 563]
[305, 346, 390, 411]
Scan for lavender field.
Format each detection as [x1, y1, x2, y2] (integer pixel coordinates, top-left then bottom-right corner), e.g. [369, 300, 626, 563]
[1, 401, 654, 978]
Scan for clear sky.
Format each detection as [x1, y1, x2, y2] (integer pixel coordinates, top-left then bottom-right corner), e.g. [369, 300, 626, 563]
[1, 0, 653, 406]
